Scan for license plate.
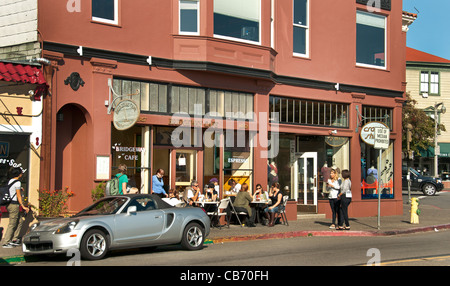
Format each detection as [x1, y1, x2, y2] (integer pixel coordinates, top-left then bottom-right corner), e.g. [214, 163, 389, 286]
[30, 237, 40, 243]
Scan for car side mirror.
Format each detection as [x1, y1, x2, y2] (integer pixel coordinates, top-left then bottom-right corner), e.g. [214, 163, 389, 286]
[127, 206, 137, 215]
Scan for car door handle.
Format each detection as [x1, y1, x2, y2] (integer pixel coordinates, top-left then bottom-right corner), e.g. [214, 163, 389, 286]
[155, 215, 162, 219]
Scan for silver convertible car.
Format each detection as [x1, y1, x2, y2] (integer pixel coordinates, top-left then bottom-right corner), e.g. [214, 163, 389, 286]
[22, 194, 210, 260]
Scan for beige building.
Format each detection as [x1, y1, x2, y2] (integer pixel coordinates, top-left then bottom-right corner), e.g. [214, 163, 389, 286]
[405, 47, 450, 176]
[0, 0, 46, 232]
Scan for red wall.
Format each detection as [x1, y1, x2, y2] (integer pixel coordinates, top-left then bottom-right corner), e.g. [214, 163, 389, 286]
[38, 0, 406, 215]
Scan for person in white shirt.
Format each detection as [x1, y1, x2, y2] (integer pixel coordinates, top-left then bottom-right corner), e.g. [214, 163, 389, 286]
[338, 169, 352, 230]
[2, 168, 29, 248]
[327, 168, 341, 230]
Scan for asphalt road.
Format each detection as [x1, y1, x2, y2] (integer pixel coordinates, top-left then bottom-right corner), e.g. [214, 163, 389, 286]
[21, 228, 450, 267]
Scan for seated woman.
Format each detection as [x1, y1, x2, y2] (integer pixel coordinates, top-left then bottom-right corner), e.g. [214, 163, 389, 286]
[263, 182, 283, 227]
[233, 183, 256, 227]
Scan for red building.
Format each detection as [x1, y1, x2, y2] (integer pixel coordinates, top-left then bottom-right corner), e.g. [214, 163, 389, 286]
[37, 0, 407, 218]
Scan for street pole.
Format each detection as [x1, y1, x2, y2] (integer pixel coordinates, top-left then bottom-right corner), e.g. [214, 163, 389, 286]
[377, 148, 382, 230]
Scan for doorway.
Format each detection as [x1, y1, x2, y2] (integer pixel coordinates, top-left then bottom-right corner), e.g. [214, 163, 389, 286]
[294, 152, 318, 212]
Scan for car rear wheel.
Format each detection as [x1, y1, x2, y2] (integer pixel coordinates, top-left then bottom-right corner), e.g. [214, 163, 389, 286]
[181, 222, 204, 251]
[422, 183, 437, 196]
[80, 229, 109, 260]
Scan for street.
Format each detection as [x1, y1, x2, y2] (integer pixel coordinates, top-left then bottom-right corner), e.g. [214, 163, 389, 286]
[15, 191, 450, 267]
[20, 229, 450, 267]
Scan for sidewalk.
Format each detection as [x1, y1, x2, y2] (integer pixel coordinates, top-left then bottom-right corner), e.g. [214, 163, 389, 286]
[1, 197, 450, 264]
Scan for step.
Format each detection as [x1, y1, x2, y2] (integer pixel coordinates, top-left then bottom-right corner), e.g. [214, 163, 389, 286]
[297, 213, 326, 220]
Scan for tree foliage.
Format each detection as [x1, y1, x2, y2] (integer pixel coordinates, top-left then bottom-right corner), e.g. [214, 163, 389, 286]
[402, 93, 446, 155]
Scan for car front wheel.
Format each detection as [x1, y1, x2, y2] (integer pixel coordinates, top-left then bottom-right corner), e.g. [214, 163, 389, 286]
[422, 183, 437, 196]
[181, 222, 205, 251]
[80, 229, 109, 260]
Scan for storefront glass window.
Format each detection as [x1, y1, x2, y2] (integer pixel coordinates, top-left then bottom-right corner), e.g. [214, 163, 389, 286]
[111, 125, 149, 192]
[223, 131, 253, 194]
[269, 133, 350, 201]
[0, 134, 29, 195]
[361, 140, 394, 199]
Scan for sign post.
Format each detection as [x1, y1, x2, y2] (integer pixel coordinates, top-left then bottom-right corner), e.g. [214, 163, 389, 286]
[374, 127, 390, 230]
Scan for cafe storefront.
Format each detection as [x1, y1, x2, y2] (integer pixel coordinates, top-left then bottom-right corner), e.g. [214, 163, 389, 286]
[108, 78, 257, 198]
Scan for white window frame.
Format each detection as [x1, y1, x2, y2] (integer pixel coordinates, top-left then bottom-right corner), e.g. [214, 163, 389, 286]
[213, 0, 262, 45]
[293, 0, 309, 58]
[421, 71, 440, 95]
[356, 10, 387, 70]
[92, 0, 119, 25]
[179, 0, 200, 35]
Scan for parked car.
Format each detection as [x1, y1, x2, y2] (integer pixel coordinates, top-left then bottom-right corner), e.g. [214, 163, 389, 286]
[22, 194, 210, 260]
[402, 167, 444, 196]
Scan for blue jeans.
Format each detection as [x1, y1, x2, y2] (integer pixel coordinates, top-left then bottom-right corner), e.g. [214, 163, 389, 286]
[329, 199, 340, 225]
[264, 206, 279, 213]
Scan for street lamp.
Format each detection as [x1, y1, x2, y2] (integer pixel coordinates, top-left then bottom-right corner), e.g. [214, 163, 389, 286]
[434, 102, 446, 178]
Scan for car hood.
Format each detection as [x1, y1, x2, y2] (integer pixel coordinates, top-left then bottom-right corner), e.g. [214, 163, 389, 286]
[33, 215, 107, 232]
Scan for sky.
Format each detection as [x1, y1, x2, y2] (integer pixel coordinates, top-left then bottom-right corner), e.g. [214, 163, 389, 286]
[403, 0, 450, 60]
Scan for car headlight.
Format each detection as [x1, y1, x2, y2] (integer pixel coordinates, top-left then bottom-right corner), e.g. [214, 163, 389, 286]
[436, 179, 442, 184]
[30, 222, 40, 232]
[55, 220, 79, 234]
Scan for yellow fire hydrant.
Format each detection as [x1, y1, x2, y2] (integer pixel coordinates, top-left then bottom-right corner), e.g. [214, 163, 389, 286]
[410, 197, 420, 224]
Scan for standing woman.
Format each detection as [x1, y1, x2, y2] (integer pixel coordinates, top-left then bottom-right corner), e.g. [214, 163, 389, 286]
[2, 168, 29, 248]
[338, 169, 352, 230]
[327, 169, 341, 229]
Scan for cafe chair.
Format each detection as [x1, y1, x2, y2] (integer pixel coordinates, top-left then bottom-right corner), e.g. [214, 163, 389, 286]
[228, 199, 246, 227]
[207, 198, 230, 229]
[274, 195, 289, 226]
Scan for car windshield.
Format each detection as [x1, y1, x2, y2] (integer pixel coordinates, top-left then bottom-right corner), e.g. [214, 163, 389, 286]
[409, 168, 420, 176]
[74, 197, 128, 217]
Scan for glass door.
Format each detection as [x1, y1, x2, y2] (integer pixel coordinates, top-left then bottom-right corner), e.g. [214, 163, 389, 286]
[175, 150, 197, 187]
[295, 152, 318, 211]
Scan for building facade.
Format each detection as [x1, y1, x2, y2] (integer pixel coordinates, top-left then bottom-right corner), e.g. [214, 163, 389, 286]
[0, 0, 47, 223]
[37, 0, 407, 217]
[405, 47, 450, 178]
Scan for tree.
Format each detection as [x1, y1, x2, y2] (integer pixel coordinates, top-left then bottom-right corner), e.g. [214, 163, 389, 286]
[402, 93, 446, 156]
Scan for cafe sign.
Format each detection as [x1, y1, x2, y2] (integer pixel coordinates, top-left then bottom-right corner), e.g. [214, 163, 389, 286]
[360, 122, 389, 146]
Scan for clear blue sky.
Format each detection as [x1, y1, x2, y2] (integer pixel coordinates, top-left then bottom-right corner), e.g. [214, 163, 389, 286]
[403, 0, 450, 60]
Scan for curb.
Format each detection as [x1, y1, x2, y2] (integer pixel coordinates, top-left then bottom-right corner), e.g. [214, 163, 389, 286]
[210, 223, 450, 244]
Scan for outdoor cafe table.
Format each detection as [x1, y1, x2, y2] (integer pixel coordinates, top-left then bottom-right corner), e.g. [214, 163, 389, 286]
[250, 200, 269, 224]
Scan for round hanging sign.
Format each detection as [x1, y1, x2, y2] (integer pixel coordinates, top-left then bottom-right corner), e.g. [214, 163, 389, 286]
[113, 99, 140, 131]
[360, 121, 388, 145]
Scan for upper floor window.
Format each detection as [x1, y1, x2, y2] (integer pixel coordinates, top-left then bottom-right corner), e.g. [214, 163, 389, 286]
[356, 11, 386, 68]
[293, 0, 309, 57]
[420, 71, 440, 95]
[269, 96, 349, 128]
[214, 0, 260, 44]
[92, 0, 118, 25]
[179, 0, 199, 35]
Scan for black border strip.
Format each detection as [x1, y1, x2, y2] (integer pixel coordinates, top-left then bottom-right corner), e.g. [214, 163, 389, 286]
[43, 41, 403, 98]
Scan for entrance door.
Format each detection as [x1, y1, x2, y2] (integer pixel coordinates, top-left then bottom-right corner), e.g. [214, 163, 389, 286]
[174, 150, 197, 188]
[295, 152, 318, 212]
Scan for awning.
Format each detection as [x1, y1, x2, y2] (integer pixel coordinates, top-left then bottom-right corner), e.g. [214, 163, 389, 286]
[0, 61, 47, 100]
[419, 143, 450, 158]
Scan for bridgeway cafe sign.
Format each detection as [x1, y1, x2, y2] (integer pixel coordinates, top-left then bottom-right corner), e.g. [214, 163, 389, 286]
[360, 122, 389, 148]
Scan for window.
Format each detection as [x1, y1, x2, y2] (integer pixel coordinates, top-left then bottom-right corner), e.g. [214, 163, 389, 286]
[180, 0, 199, 34]
[214, 0, 260, 43]
[92, 0, 118, 25]
[356, 11, 386, 68]
[361, 106, 393, 130]
[113, 79, 254, 119]
[293, 0, 309, 56]
[269, 96, 349, 128]
[420, 71, 440, 95]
